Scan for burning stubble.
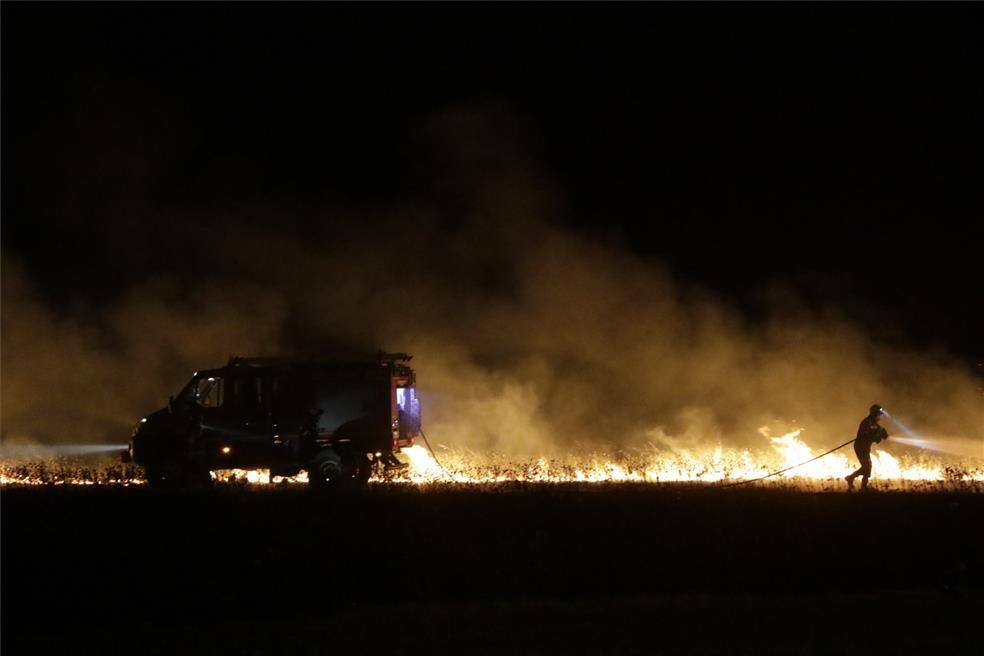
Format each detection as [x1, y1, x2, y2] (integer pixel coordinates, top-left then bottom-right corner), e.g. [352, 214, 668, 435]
[2, 436, 982, 489]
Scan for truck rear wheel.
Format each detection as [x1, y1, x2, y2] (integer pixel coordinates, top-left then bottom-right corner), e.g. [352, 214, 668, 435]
[308, 449, 371, 489]
[144, 465, 165, 487]
[308, 449, 343, 489]
[352, 453, 373, 486]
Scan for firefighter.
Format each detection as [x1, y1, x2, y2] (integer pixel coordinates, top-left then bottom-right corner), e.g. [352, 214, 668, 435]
[845, 404, 889, 491]
[380, 407, 415, 470]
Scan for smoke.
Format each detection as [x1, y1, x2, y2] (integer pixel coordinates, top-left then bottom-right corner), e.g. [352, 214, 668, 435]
[1, 257, 287, 443]
[3, 106, 983, 456]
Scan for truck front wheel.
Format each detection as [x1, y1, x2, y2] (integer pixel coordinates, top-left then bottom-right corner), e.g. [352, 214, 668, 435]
[144, 464, 165, 487]
[143, 458, 212, 489]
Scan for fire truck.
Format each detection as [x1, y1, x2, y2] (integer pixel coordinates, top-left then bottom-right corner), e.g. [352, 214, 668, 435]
[125, 352, 421, 487]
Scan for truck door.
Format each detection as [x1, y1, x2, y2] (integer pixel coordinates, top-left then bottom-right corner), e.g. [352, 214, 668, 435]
[193, 375, 226, 464]
[194, 372, 271, 467]
[270, 372, 316, 464]
[218, 371, 273, 467]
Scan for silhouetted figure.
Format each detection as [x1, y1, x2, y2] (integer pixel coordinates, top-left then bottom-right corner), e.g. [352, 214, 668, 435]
[845, 404, 889, 491]
[380, 407, 415, 470]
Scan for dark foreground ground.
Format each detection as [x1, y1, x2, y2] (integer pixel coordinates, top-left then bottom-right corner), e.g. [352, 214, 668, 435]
[3, 484, 982, 655]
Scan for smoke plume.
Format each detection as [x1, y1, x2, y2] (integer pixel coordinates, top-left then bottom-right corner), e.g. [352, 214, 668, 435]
[3, 107, 982, 456]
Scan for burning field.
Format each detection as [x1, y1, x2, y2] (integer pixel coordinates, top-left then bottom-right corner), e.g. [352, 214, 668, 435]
[3, 430, 982, 491]
[3, 430, 983, 654]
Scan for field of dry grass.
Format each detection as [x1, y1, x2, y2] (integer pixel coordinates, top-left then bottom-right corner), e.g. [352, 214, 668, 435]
[3, 450, 982, 493]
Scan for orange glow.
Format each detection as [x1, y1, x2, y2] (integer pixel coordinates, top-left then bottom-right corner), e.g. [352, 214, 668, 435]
[1, 428, 981, 489]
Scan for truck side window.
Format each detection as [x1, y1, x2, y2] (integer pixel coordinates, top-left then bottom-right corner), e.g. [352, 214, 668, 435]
[271, 375, 314, 418]
[227, 375, 260, 409]
[196, 377, 224, 408]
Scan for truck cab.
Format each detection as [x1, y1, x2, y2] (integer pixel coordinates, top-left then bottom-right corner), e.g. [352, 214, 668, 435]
[127, 352, 420, 487]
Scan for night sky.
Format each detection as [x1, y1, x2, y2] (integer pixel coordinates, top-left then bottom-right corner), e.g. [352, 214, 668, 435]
[3, 4, 982, 360]
[7, 10, 984, 651]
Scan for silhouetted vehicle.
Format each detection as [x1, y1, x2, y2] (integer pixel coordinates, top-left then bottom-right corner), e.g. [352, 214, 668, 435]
[124, 352, 421, 488]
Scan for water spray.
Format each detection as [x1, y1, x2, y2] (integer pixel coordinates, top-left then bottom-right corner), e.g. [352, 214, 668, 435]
[880, 408, 920, 440]
[878, 408, 982, 459]
[879, 407, 944, 453]
[881, 409, 942, 452]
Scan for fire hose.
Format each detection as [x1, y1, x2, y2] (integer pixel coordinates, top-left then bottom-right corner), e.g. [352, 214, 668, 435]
[716, 438, 857, 488]
[416, 427, 451, 476]
[411, 431, 858, 486]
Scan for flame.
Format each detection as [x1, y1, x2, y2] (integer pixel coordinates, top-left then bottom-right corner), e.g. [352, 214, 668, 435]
[2, 430, 982, 489]
[394, 431, 984, 489]
[211, 469, 309, 485]
[392, 430, 984, 489]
